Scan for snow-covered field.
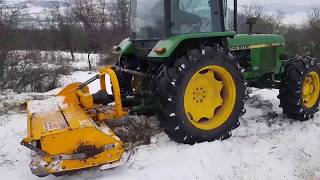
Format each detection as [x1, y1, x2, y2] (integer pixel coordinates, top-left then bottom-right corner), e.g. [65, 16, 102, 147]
[0, 71, 320, 180]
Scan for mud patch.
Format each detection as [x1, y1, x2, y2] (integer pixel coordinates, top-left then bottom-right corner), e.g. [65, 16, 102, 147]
[75, 143, 105, 158]
[0, 153, 16, 167]
[245, 94, 293, 127]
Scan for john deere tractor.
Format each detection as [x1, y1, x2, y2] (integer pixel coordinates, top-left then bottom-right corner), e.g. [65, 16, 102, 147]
[21, 0, 320, 177]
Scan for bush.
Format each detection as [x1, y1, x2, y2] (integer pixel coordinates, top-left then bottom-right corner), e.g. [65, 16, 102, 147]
[0, 51, 71, 93]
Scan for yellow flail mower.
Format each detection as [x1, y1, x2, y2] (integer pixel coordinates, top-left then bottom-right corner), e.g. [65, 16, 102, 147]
[21, 66, 130, 177]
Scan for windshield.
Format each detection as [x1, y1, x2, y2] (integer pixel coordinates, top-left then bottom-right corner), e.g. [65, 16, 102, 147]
[171, 0, 235, 34]
[171, 0, 213, 34]
[130, 0, 165, 40]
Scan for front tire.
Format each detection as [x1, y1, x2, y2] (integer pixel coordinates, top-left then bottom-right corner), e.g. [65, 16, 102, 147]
[278, 57, 320, 120]
[154, 45, 245, 144]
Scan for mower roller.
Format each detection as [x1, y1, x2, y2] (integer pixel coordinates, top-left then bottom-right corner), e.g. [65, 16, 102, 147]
[22, 0, 320, 177]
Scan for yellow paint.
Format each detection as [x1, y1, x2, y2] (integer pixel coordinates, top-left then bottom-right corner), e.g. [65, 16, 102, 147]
[57, 83, 82, 105]
[23, 66, 129, 176]
[24, 104, 124, 175]
[184, 65, 236, 130]
[99, 66, 128, 118]
[230, 43, 285, 51]
[250, 44, 277, 49]
[56, 66, 127, 120]
[48, 144, 124, 174]
[76, 90, 94, 108]
[302, 71, 320, 108]
[41, 124, 124, 174]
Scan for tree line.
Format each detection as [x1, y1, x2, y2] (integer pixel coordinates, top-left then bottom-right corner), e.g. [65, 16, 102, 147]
[0, 1, 320, 59]
[1, 0, 130, 62]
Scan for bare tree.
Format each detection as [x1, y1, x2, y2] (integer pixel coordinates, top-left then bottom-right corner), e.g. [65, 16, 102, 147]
[108, 0, 130, 33]
[307, 8, 320, 29]
[0, 0, 25, 82]
[43, 3, 79, 61]
[239, 3, 284, 34]
[305, 7, 320, 57]
[69, 0, 102, 70]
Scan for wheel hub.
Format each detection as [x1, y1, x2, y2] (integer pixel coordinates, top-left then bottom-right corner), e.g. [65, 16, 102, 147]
[184, 65, 236, 130]
[302, 71, 320, 108]
[192, 87, 206, 104]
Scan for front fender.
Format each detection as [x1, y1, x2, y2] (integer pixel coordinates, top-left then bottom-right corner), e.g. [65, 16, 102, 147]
[148, 31, 236, 58]
[117, 38, 134, 55]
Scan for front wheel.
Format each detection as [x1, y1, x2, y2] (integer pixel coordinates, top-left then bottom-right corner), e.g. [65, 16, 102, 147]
[154, 45, 245, 144]
[278, 57, 320, 120]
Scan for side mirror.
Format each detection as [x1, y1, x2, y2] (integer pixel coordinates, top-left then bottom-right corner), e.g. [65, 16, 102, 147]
[246, 17, 258, 34]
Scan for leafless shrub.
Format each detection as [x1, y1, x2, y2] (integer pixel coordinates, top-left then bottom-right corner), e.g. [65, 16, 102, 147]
[0, 51, 71, 93]
[98, 49, 117, 66]
[106, 116, 162, 150]
[307, 8, 320, 29]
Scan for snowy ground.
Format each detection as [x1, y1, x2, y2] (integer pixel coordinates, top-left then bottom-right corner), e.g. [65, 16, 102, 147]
[0, 71, 320, 180]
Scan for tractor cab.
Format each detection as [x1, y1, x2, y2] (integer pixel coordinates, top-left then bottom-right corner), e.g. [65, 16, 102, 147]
[130, 0, 237, 40]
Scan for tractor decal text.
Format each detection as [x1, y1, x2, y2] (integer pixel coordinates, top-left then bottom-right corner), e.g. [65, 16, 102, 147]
[230, 42, 285, 51]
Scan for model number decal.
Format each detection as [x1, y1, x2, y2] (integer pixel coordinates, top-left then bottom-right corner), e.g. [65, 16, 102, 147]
[230, 43, 285, 51]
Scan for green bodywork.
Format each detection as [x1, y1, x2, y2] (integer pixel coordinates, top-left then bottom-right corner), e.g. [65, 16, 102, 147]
[148, 31, 236, 58]
[228, 34, 286, 80]
[117, 32, 286, 81]
[118, 38, 134, 55]
[117, 31, 236, 57]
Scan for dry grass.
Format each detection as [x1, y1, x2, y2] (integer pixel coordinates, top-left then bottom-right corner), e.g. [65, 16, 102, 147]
[106, 116, 163, 150]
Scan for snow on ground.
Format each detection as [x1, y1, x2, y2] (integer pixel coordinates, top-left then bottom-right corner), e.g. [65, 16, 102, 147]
[14, 50, 102, 71]
[28, 96, 66, 114]
[0, 72, 320, 180]
[57, 52, 102, 70]
[41, 51, 102, 71]
[59, 71, 112, 94]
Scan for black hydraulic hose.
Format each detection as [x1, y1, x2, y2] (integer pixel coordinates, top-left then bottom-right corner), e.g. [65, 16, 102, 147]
[78, 74, 100, 90]
[77, 67, 148, 90]
[116, 67, 149, 77]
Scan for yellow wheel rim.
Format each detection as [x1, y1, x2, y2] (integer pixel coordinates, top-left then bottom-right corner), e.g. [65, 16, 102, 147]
[184, 65, 236, 131]
[302, 71, 320, 108]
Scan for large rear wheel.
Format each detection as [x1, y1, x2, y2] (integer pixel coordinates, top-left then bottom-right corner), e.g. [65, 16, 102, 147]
[154, 45, 245, 144]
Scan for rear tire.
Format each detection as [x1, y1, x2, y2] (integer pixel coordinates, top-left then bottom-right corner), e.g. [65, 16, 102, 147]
[278, 57, 320, 120]
[154, 45, 245, 144]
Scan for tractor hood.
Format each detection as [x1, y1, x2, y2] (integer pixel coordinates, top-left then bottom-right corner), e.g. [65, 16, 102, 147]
[228, 34, 285, 51]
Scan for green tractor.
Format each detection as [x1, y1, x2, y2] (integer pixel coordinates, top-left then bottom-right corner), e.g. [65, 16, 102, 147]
[114, 0, 320, 144]
[21, 0, 320, 176]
